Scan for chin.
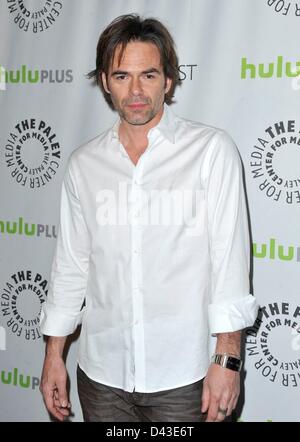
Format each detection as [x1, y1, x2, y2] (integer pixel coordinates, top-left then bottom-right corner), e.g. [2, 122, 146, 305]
[127, 118, 150, 126]
[125, 112, 153, 125]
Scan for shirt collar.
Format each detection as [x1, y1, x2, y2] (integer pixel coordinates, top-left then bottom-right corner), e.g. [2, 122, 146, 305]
[111, 104, 176, 144]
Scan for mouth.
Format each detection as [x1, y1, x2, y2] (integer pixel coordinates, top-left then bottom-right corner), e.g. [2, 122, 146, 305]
[127, 103, 148, 109]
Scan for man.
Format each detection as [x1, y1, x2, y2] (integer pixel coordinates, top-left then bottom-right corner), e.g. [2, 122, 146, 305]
[40, 14, 258, 422]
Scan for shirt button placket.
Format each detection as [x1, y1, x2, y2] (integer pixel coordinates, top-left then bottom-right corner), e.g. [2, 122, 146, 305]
[131, 160, 145, 391]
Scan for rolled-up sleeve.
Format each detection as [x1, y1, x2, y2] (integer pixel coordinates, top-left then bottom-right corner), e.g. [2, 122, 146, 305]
[205, 131, 259, 334]
[39, 157, 90, 336]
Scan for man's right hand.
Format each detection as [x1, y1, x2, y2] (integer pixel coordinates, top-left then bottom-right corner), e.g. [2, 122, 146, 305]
[40, 338, 71, 421]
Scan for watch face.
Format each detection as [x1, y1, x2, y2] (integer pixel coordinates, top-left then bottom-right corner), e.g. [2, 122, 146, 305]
[227, 356, 242, 371]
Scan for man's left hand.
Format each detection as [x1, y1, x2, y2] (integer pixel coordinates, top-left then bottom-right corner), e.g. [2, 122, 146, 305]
[201, 363, 240, 422]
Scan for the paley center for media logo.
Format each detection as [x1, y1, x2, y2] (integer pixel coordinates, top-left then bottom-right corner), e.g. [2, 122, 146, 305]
[246, 301, 300, 388]
[249, 120, 300, 205]
[266, 0, 300, 17]
[4, 118, 62, 190]
[7, 0, 63, 33]
[1, 270, 48, 341]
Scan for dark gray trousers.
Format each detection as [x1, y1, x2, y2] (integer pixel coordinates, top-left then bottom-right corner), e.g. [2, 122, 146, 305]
[77, 365, 205, 422]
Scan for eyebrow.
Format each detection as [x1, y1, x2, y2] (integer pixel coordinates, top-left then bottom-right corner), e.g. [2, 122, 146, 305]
[111, 68, 162, 76]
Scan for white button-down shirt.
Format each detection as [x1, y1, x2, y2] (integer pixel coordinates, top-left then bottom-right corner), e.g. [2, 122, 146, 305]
[40, 105, 258, 393]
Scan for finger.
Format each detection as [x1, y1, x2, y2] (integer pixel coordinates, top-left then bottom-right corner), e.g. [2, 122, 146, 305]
[206, 398, 230, 422]
[215, 391, 231, 420]
[232, 394, 239, 411]
[56, 378, 69, 408]
[226, 395, 238, 417]
[205, 401, 219, 422]
[53, 398, 71, 415]
[217, 404, 229, 421]
[54, 395, 71, 409]
[42, 386, 66, 421]
[55, 406, 70, 417]
[225, 400, 234, 417]
[216, 411, 226, 422]
[201, 381, 210, 413]
[54, 389, 71, 409]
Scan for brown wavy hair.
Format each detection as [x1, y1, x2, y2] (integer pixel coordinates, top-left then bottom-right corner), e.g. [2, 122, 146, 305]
[87, 14, 181, 108]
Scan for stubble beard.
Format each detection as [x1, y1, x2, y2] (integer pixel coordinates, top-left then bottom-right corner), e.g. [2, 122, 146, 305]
[120, 107, 156, 126]
[112, 95, 164, 126]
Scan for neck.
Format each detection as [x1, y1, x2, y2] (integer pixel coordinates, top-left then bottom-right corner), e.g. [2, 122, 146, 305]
[119, 106, 164, 152]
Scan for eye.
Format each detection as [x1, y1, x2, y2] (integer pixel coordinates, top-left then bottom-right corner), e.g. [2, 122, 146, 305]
[115, 74, 127, 80]
[145, 73, 155, 79]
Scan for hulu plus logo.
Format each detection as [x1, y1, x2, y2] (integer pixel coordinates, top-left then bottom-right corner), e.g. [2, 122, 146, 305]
[253, 239, 300, 262]
[241, 56, 300, 80]
[0, 217, 57, 239]
[1, 367, 39, 390]
[0, 65, 73, 89]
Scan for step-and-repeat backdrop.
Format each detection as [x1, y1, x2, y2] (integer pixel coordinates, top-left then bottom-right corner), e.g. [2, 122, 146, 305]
[1, 0, 299, 422]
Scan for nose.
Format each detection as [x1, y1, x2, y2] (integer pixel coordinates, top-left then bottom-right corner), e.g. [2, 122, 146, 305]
[129, 76, 143, 96]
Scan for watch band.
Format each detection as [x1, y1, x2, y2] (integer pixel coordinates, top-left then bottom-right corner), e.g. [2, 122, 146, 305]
[211, 353, 243, 372]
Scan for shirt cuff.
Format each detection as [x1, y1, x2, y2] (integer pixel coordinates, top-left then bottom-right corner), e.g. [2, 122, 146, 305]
[39, 305, 85, 336]
[208, 294, 259, 334]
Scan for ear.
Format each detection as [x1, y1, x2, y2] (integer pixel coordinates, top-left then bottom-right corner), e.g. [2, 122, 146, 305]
[101, 72, 110, 94]
[165, 77, 172, 95]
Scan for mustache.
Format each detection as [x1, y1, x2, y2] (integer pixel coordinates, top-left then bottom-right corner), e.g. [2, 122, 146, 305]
[123, 97, 151, 105]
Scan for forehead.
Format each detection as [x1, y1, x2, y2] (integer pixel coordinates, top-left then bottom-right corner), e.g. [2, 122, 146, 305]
[111, 41, 162, 71]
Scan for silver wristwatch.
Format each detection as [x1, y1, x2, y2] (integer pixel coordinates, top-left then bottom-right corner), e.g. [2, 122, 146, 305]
[211, 353, 243, 372]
